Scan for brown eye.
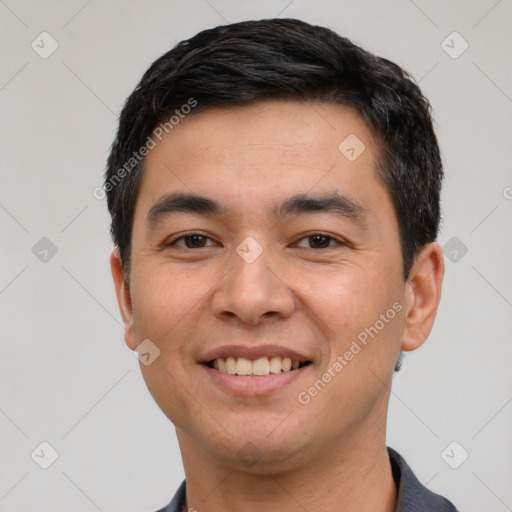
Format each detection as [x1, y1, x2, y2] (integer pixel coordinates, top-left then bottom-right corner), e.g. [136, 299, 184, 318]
[183, 235, 207, 248]
[167, 234, 215, 249]
[308, 235, 332, 248]
[294, 234, 341, 249]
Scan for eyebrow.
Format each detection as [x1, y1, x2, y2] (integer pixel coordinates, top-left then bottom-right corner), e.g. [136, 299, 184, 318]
[147, 193, 225, 226]
[147, 191, 368, 227]
[275, 192, 367, 223]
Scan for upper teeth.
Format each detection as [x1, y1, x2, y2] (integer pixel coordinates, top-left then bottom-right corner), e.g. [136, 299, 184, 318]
[213, 356, 302, 376]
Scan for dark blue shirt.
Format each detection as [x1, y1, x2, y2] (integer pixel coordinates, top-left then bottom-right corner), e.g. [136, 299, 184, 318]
[156, 447, 458, 511]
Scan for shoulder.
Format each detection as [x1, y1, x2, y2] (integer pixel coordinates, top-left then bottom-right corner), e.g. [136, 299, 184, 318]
[154, 480, 186, 512]
[388, 447, 460, 512]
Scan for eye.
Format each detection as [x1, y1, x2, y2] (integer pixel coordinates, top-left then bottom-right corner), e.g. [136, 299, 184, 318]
[166, 234, 217, 249]
[293, 234, 344, 249]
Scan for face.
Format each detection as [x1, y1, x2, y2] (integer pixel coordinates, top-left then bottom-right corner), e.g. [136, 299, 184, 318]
[111, 100, 443, 473]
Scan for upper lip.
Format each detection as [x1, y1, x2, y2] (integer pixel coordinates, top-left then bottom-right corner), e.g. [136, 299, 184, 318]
[200, 344, 313, 364]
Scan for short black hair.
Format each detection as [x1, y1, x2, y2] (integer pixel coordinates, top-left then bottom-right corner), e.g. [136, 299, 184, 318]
[105, 18, 443, 281]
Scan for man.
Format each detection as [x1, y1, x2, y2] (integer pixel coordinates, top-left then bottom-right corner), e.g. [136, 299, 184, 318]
[106, 18, 458, 511]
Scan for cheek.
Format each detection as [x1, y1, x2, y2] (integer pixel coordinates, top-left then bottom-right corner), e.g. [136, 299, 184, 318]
[129, 267, 212, 426]
[299, 269, 405, 428]
[131, 265, 206, 331]
[299, 264, 404, 365]
[129, 265, 212, 376]
[305, 267, 392, 330]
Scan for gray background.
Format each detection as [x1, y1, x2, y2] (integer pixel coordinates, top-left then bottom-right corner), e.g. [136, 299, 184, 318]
[1, 0, 511, 511]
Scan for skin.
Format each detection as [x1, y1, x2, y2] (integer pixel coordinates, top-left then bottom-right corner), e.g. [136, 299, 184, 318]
[111, 100, 444, 512]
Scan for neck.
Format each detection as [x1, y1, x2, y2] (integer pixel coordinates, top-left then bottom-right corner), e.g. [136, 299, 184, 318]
[177, 430, 397, 512]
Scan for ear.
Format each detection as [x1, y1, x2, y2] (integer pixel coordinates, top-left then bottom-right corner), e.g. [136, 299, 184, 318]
[110, 249, 137, 350]
[401, 242, 445, 352]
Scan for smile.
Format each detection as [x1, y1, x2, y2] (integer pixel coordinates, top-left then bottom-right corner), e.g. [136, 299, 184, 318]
[206, 356, 312, 376]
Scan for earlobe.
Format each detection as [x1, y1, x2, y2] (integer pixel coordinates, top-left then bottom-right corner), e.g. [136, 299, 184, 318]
[110, 249, 137, 350]
[401, 242, 445, 352]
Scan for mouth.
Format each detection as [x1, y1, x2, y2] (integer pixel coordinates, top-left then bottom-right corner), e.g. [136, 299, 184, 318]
[199, 345, 314, 395]
[204, 356, 312, 376]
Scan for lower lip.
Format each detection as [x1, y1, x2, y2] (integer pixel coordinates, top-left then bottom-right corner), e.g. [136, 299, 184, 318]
[201, 365, 310, 396]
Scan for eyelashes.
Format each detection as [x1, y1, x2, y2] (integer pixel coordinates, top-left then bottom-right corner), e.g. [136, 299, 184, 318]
[165, 233, 346, 250]
[292, 233, 344, 249]
[167, 234, 214, 249]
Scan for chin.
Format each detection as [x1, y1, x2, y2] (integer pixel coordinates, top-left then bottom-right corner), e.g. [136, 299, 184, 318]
[210, 419, 316, 473]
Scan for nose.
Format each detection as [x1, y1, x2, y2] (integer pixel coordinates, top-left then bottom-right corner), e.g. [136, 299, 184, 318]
[211, 240, 296, 326]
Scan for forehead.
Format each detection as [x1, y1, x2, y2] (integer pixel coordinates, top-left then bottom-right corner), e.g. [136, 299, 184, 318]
[136, 100, 388, 220]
